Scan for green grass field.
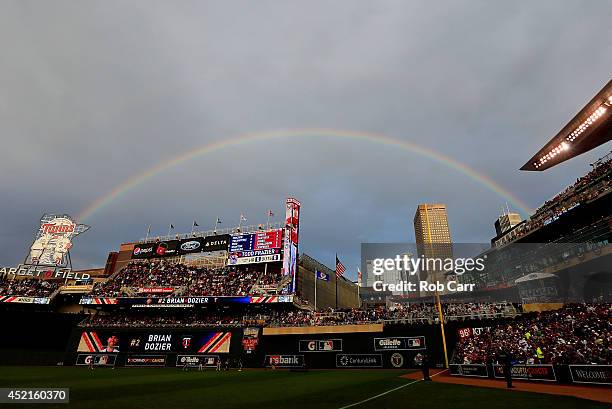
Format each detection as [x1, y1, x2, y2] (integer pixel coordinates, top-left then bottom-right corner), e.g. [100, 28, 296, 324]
[0, 367, 607, 409]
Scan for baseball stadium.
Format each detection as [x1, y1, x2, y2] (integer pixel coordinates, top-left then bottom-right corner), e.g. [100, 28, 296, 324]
[0, 77, 610, 408]
[2, 1, 612, 407]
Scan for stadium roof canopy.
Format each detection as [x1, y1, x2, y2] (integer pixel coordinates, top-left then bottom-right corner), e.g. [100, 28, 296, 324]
[521, 79, 612, 171]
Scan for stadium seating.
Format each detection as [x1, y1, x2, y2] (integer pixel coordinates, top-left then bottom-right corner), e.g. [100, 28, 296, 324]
[495, 158, 611, 247]
[0, 277, 60, 297]
[91, 260, 284, 297]
[452, 303, 611, 365]
[80, 302, 519, 328]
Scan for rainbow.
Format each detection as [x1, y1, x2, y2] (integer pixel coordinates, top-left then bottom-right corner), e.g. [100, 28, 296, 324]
[77, 129, 532, 222]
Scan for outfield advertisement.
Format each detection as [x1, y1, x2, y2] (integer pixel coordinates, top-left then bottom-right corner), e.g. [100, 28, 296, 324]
[176, 355, 219, 368]
[336, 354, 383, 368]
[299, 339, 342, 352]
[449, 364, 489, 377]
[373, 336, 426, 351]
[125, 355, 167, 367]
[493, 364, 556, 382]
[265, 355, 305, 368]
[569, 365, 612, 385]
[75, 354, 117, 367]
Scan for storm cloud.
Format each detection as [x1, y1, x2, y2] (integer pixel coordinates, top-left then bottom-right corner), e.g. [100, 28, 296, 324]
[1, 1, 611, 277]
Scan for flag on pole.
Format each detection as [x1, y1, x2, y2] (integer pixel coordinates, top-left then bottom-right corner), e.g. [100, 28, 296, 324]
[316, 270, 330, 281]
[357, 267, 362, 287]
[268, 210, 274, 217]
[193, 220, 199, 227]
[169, 224, 175, 229]
[335, 256, 346, 278]
[240, 214, 247, 222]
[216, 217, 222, 224]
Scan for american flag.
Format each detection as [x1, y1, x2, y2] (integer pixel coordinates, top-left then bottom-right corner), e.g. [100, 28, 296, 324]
[335, 255, 346, 278]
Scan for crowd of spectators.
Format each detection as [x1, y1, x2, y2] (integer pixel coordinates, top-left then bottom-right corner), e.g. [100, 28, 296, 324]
[80, 302, 518, 328]
[91, 261, 284, 297]
[495, 158, 611, 247]
[452, 304, 611, 365]
[0, 277, 60, 297]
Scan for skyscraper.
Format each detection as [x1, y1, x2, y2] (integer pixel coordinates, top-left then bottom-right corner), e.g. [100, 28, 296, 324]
[413, 204, 453, 292]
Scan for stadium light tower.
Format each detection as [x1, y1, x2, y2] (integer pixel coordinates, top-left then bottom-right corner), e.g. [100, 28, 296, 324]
[521, 79, 612, 171]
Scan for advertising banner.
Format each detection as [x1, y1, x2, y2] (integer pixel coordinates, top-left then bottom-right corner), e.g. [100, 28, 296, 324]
[131, 243, 157, 259]
[569, 365, 612, 385]
[202, 234, 230, 252]
[336, 354, 382, 368]
[0, 296, 50, 304]
[299, 339, 343, 352]
[178, 238, 205, 255]
[152, 240, 179, 257]
[449, 364, 489, 377]
[75, 354, 117, 367]
[176, 355, 219, 368]
[125, 355, 167, 367]
[493, 364, 556, 381]
[228, 252, 282, 265]
[373, 336, 426, 351]
[265, 355, 305, 368]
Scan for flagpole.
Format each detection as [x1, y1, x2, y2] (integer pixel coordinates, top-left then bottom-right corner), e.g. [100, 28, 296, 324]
[145, 225, 151, 241]
[335, 254, 338, 309]
[314, 269, 317, 311]
[191, 221, 195, 235]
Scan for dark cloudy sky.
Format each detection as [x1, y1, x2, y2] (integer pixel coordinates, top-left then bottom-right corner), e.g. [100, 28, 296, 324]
[1, 1, 611, 278]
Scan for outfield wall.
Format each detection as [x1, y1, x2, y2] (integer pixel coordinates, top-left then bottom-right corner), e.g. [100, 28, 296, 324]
[64, 322, 453, 370]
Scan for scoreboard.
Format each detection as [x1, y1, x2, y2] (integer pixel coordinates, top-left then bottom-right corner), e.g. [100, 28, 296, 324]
[229, 229, 282, 252]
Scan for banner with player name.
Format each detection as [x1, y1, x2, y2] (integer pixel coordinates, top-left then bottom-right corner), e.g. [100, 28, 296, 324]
[79, 295, 293, 307]
[77, 331, 231, 354]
